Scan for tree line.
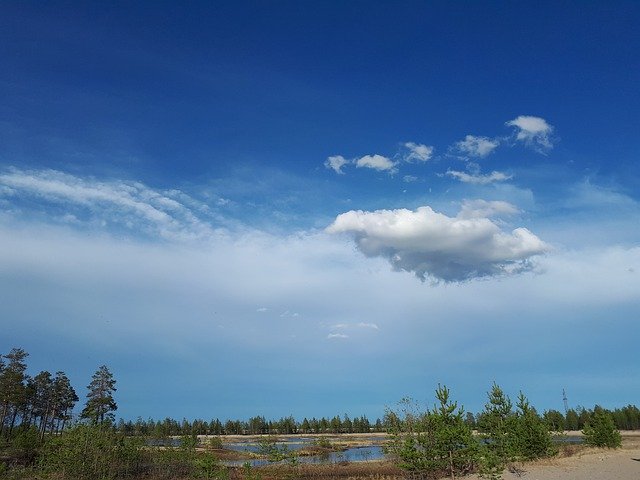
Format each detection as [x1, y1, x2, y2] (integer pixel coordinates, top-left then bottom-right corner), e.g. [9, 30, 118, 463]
[0, 346, 632, 480]
[115, 414, 384, 437]
[1, 349, 118, 438]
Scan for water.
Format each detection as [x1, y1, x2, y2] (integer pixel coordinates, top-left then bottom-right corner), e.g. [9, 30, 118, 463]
[222, 445, 385, 467]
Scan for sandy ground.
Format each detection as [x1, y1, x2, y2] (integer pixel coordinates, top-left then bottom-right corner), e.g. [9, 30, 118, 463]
[468, 432, 640, 480]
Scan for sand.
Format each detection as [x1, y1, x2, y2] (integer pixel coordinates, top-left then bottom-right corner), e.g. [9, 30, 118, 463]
[468, 432, 640, 480]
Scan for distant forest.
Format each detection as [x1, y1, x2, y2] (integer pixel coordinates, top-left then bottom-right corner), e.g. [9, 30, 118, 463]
[2, 347, 640, 438]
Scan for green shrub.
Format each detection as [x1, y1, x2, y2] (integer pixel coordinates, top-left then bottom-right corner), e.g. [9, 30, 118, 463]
[583, 409, 622, 448]
[38, 423, 145, 479]
[208, 436, 224, 449]
[511, 393, 557, 460]
[386, 386, 478, 479]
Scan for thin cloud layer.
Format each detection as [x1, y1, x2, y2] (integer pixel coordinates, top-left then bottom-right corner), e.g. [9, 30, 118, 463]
[506, 115, 554, 151]
[0, 168, 223, 241]
[446, 170, 512, 184]
[326, 205, 549, 282]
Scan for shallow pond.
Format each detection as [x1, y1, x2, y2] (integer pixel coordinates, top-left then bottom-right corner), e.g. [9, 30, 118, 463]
[222, 445, 385, 467]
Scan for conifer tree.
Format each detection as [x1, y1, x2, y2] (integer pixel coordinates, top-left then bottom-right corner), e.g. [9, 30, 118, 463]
[81, 365, 117, 424]
[583, 408, 621, 448]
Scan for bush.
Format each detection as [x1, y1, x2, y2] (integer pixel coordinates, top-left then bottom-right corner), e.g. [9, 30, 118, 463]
[39, 423, 145, 479]
[8, 426, 41, 466]
[583, 409, 622, 448]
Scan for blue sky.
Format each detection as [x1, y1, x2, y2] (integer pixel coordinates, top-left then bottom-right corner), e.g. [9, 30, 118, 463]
[1, 1, 639, 421]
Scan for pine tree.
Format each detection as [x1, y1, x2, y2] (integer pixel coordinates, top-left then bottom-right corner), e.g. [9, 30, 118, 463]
[81, 365, 117, 425]
[583, 408, 621, 448]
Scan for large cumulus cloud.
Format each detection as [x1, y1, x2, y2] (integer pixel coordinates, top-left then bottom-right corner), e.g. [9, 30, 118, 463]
[326, 204, 549, 282]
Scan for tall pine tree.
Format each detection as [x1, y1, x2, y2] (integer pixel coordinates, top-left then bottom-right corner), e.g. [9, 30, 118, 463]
[81, 365, 117, 424]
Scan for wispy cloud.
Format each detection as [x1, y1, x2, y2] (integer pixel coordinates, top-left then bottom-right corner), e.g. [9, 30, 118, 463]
[446, 169, 512, 184]
[453, 135, 499, 158]
[458, 199, 520, 219]
[330, 323, 349, 329]
[327, 333, 349, 339]
[327, 204, 549, 282]
[0, 167, 224, 241]
[324, 155, 349, 174]
[356, 322, 379, 330]
[506, 115, 554, 152]
[402, 142, 434, 162]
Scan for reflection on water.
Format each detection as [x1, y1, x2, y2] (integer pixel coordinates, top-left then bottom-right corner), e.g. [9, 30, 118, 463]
[222, 445, 385, 467]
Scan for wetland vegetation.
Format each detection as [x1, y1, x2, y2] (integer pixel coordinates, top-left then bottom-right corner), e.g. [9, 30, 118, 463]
[1, 347, 636, 479]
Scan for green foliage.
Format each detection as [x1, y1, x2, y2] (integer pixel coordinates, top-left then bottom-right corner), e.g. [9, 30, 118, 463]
[39, 423, 145, 479]
[583, 408, 622, 448]
[386, 386, 478, 479]
[312, 436, 332, 449]
[476, 387, 557, 478]
[242, 462, 262, 480]
[208, 436, 224, 449]
[81, 365, 117, 425]
[8, 426, 41, 465]
[543, 409, 565, 432]
[477, 383, 515, 478]
[511, 393, 556, 460]
[192, 451, 227, 479]
[257, 435, 295, 462]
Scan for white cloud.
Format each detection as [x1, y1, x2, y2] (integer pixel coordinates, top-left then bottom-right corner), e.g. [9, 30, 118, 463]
[330, 323, 349, 330]
[403, 175, 418, 183]
[506, 115, 554, 151]
[403, 142, 434, 162]
[458, 200, 520, 219]
[454, 135, 499, 158]
[324, 155, 350, 174]
[256, 307, 268, 312]
[326, 205, 549, 282]
[355, 154, 397, 172]
[356, 322, 379, 330]
[446, 170, 512, 184]
[0, 168, 221, 241]
[327, 333, 349, 339]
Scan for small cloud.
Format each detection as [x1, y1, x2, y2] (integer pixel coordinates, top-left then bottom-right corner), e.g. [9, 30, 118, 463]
[458, 199, 520, 220]
[446, 170, 512, 185]
[256, 307, 267, 312]
[355, 154, 397, 173]
[330, 323, 349, 330]
[454, 135, 499, 158]
[327, 333, 349, 339]
[506, 115, 554, 152]
[356, 322, 379, 330]
[324, 155, 350, 174]
[403, 175, 419, 183]
[403, 142, 434, 162]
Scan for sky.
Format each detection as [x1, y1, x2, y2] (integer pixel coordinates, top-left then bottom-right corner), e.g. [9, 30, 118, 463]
[1, 1, 639, 422]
